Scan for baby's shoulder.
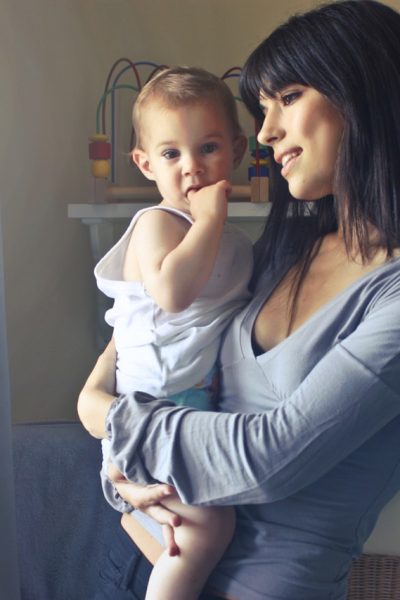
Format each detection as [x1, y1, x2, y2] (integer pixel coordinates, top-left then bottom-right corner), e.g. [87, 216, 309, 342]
[133, 205, 191, 236]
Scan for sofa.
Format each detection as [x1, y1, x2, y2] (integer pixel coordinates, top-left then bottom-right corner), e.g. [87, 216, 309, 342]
[13, 422, 119, 600]
[12, 422, 400, 600]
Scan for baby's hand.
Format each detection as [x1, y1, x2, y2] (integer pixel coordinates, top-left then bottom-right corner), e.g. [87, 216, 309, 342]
[187, 180, 231, 223]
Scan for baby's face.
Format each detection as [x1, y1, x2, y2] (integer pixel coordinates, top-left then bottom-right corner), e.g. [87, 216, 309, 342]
[134, 100, 240, 211]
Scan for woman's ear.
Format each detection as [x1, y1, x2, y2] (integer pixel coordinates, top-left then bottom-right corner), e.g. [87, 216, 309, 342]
[233, 135, 248, 169]
[132, 149, 155, 181]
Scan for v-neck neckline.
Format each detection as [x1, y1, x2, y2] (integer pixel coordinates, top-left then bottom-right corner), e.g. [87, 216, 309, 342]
[245, 255, 400, 360]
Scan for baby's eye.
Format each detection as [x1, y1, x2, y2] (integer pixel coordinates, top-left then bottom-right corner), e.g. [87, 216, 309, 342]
[201, 142, 218, 154]
[162, 149, 179, 160]
[281, 91, 300, 106]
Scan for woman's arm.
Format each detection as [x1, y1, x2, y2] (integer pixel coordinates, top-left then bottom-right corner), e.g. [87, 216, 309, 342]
[77, 338, 182, 541]
[106, 287, 400, 505]
[77, 339, 117, 439]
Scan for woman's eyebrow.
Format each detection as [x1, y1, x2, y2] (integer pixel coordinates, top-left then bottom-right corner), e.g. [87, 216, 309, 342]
[258, 98, 269, 114]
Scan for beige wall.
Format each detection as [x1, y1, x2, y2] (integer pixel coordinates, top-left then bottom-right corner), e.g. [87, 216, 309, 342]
[1, 0, 399, 423]
[0, 0, 315, 423]
[1, 0, 400, 555]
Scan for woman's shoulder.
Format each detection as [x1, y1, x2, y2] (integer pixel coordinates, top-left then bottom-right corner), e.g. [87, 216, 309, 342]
[364, 256, 400, 311]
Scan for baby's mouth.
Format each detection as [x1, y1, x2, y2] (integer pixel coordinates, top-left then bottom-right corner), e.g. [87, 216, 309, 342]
[185, 185, 202, 198]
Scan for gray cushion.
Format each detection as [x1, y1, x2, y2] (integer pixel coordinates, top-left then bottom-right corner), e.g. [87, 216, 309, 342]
[13, 422, 120, 600]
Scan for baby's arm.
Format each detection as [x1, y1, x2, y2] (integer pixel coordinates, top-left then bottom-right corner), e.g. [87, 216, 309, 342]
[115, 479, 235, 600]
[129, 180, 230, 312]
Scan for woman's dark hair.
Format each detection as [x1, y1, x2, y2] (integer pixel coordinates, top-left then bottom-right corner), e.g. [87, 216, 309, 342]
[240, 0, 400, 294]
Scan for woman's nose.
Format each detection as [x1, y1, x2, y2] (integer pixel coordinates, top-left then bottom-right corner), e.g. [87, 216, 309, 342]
[257, 110, 283, 147]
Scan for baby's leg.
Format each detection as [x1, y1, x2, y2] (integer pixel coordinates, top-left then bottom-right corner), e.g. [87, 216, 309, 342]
[145, 497, 235, 600]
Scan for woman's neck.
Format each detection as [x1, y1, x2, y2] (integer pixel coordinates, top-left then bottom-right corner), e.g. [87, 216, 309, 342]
[321, 223, 395, 265]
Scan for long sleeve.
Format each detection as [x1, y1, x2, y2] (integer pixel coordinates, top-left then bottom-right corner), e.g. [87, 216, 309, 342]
[106, 268, 400, 506]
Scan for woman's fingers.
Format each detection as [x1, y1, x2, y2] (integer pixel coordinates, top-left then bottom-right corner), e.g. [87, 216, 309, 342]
[114, 481, 182, 554]
[113, 480, 176, 509]
[114, 482, 182, 523]
[140, 502, 182, 528]
[140, 483, 178, 507]
[107, 462, 126, 483]
[162, 524, 180, 556]
[114, 482, 182, 525]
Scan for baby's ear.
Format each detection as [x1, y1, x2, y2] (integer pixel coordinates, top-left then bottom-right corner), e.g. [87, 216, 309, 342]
[233, 135, 247, 169]
[132, 148, 155, 181]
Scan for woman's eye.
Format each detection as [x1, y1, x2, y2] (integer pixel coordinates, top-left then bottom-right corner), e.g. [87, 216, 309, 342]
[201, 143, 218, 154]
[163, 149, 179, 160]
[281, 92, 300, 106]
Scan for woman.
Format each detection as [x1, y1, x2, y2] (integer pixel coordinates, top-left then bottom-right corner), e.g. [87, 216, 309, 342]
[78, 1, 400, 598]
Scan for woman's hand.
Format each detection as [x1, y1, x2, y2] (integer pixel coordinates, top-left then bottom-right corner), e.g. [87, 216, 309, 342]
[79, 341, 181, 554]
[108, 463, 182, 556]
[77, 338, 117, 439]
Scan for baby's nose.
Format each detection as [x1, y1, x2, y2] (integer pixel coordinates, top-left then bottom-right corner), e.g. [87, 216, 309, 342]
[183, 155, 203, 175]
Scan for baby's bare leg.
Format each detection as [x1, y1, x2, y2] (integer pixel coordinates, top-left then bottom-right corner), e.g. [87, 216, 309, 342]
[145, 497, 235, 600]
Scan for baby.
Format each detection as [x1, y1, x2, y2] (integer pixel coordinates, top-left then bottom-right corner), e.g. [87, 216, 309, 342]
[95, 66, 253, 600]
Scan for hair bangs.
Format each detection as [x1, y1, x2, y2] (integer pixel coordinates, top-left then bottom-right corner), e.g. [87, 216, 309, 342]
[240, 27, 310, 121]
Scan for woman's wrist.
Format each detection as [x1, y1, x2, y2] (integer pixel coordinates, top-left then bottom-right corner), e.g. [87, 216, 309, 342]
[77, 339, 118, 439]
[104, 394, 125, 439]
[78, 387, 116, 439]
[106, 392, 177, 482]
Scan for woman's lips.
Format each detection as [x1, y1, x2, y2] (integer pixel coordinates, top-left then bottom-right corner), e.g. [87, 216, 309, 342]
[281, 150, 302, 178]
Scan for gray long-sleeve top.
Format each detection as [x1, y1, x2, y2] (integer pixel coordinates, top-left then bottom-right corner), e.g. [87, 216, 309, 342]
[106, 257, 400, 600]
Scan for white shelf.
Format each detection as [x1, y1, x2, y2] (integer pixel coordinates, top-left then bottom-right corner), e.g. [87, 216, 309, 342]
[68, 201, 270, 222]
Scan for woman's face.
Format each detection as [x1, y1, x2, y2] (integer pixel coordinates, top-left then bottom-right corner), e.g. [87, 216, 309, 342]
[257, 85, 344, 200]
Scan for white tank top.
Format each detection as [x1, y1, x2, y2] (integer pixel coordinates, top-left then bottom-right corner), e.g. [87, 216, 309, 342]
[95, 205, 253, 397]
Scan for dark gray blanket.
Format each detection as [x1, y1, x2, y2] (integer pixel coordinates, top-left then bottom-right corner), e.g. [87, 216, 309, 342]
[13, 422, 120, 600]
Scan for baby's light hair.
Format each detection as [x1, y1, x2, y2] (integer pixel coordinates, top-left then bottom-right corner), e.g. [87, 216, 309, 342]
[133, 66, 242, 149]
